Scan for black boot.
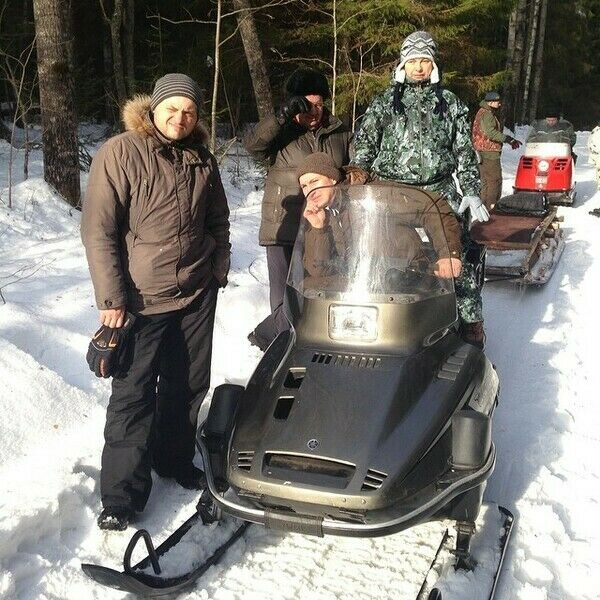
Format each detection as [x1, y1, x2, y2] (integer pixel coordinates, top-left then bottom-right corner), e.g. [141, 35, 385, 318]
[174, 465, 207, 490]
[154, 463, 206, 490]
[97, 506, 135, 531]
[459, 321, 486, 349]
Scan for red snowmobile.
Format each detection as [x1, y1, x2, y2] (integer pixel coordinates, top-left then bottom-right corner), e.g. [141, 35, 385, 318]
[508, 131, 575, 206]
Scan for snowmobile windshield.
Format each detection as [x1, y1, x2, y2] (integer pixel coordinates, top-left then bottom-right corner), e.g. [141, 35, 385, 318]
[287, 183, 456, 304]
[527, 128, 573, 145]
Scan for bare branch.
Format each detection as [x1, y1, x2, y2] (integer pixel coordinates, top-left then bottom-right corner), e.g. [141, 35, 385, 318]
[147, 0, 295, 26]
[270, 47, 333, 69]
[97, 0, 109, 24]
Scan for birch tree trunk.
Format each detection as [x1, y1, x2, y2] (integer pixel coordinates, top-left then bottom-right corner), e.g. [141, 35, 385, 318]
[331, 0, 337, 114]
[503, 0, 528, 128]
[102, 25, 115, 124]
[232, 0, 273, 120]
[530, 0, 548, 120]
[210, 0, 222, 152]
[32, 0, 81, 207]
[110, 0, 127, 106]
[520, 0, 542, 124]
[124, 0, 135, 95]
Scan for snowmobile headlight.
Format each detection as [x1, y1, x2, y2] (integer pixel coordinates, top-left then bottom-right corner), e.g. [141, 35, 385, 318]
[537, 159, 550, 173]
[329, 305, 378, 342]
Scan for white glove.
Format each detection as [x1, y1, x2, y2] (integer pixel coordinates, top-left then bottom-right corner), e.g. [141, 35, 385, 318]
[458, 195, 490, 223]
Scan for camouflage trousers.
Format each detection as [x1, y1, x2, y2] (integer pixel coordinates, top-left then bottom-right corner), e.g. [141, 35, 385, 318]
[423, 178, 484, 324]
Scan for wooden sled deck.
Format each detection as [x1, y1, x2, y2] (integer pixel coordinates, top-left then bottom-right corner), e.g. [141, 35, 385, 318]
[471, 208, 564, 285]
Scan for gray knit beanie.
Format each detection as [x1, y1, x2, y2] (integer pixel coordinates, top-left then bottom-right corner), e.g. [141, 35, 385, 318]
[394, 31, 439, 84]
[296, 152, 342, 182]
[150, 73, 203, 111]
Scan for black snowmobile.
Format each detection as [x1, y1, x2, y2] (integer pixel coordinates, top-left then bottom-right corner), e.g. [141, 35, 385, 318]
[82, 184, 514, 599]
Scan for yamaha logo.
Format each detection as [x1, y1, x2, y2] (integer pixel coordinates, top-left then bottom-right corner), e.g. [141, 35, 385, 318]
[307, 439, 319, 450]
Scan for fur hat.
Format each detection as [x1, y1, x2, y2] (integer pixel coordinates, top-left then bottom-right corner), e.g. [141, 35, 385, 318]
[150, 73, 203, 111]
[394, 31, 439, 85]
[484, 91, 501, 102]
[296, 152, 341, 182]
[285, 68, 330, 100]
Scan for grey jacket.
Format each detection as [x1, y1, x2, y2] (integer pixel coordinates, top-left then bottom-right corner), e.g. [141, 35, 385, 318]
[244, 111, 352, 246]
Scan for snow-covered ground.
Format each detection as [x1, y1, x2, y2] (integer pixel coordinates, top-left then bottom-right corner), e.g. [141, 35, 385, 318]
[0, 125, 599, 600]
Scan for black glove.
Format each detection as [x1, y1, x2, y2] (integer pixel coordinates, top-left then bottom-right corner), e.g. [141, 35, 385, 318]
[276, 95, 312, 125]
[86, 313, 136, 378]
[507, 137, 522, 150]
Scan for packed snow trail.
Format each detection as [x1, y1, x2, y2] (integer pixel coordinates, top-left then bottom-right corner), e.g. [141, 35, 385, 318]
[1, 131, 600, 599]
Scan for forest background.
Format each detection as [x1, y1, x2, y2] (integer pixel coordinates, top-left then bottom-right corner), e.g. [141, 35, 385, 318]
[1, 0, 599, 207]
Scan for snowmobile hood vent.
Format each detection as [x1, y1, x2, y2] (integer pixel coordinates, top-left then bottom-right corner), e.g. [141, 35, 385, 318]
[437, 347, 469, 381]
[311, 353, 381, 369]
[237, 451, 254, 471]
[263, 453, 356, 490]
[361, 468, 388, 491]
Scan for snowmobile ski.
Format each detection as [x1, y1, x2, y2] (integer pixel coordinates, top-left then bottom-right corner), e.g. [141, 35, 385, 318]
[81, 508, 250, 597]
[415, 504, 515, 600]
[415, 528, 453, 599]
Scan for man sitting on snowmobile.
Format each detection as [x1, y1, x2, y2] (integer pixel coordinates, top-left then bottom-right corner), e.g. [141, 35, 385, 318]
[529, 107, 577, 153]
[296, 153, 463, 283]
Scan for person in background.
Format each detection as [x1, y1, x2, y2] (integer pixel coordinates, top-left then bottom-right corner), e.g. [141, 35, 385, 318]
[351, 30, 488, 348]
[529, 107, 577, 153]
[588, 124, 600, 187]
[471, 91, 522, 210]
[82, 73, 230, 530]
[244, 68, 352, 351]
[588, 125, 600, 216]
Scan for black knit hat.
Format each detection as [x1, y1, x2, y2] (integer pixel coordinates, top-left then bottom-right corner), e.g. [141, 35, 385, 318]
[285, 69, 330, 100]
[544, 106, 561, 118]
[150, 73, 203, 111]
[296, 152, 341, 182]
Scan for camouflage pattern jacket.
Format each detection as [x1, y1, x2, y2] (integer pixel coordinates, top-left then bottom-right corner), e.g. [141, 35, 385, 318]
[353, 82, 480, 200]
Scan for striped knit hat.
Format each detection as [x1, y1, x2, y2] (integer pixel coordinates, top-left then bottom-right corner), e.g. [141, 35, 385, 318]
[394, 31, 439, 84]
[150, 73, 203, 111]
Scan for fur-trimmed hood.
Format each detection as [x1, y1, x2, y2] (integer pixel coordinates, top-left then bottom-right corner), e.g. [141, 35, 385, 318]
[121, 94, 209, 144]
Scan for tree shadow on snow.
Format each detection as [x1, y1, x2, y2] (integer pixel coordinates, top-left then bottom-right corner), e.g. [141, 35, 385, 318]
[482, 234, 593, 600]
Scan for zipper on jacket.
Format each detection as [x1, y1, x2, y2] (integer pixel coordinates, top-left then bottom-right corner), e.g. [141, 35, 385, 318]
[133, 178, 149, 240]
[416, 87, 424, 174]
[169, 153, 188, 295]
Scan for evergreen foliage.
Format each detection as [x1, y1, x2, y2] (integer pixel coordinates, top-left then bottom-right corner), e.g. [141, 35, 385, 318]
[1, 0, 599, 129]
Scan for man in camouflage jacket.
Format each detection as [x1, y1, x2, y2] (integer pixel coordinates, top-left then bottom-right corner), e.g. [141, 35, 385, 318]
[352, 31, 489, 348]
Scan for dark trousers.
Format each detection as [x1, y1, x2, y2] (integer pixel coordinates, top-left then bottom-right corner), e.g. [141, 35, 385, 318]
[479, 157, 503, 210]
[101, 285, 218, 511]
[253, 244, 293, 348]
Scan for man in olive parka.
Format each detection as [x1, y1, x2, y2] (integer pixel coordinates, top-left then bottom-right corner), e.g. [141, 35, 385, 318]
[352, 31, 488, 348]
[472, 91, 522, 210]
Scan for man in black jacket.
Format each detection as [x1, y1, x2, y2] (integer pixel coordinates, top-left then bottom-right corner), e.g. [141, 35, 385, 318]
[244, 68, 352, 350]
